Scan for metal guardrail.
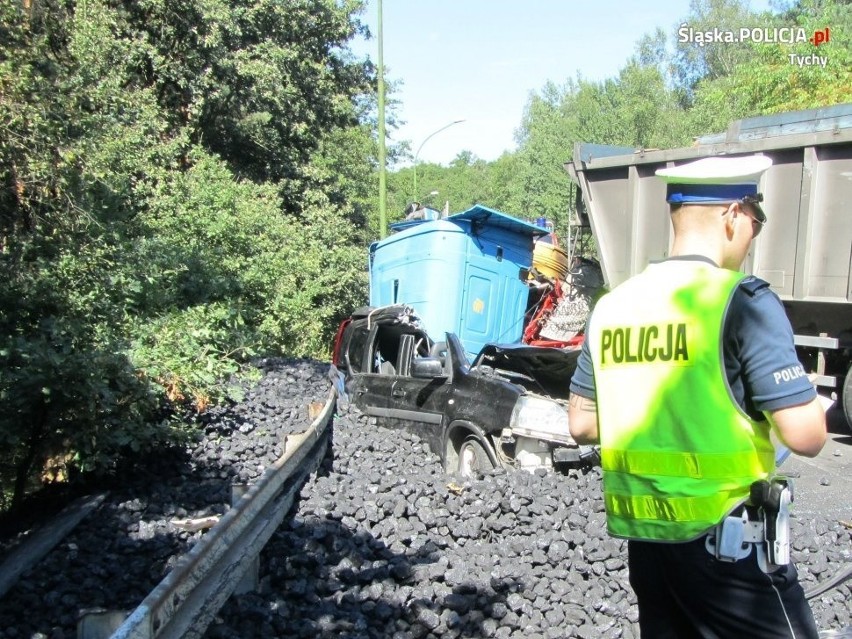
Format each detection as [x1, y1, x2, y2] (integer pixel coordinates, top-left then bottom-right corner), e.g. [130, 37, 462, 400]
[0, 493, 108, 601]
[101, 388, 336, 639]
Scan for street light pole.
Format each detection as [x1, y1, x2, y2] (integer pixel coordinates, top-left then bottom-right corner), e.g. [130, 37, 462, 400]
[412, 119, 465, 201]
[377, 0, 387, 239]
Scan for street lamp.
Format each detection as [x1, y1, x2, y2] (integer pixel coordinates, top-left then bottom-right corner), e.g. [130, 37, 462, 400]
[377, 0, 387, 238]
[423, 190, 439, 209]
[412, 119, 465, 201]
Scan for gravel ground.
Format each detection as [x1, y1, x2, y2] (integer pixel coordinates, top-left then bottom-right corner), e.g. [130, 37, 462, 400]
[0, 356, 849, 639]
[0, 357, 331, 639]
[208, 400, 852, 639]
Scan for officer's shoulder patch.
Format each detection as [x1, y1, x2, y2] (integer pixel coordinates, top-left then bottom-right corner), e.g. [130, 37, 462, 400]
[738, 276, 771, 297]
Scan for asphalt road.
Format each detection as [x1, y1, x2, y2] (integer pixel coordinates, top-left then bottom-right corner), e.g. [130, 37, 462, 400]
[778, 403, 852, 521]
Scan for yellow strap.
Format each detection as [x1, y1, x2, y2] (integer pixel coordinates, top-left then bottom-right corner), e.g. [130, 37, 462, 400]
[606, 491, 734, 523]
[601, 448, 774, 479]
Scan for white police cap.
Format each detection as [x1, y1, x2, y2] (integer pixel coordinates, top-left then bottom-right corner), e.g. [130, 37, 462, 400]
[656, 155, 772, 222]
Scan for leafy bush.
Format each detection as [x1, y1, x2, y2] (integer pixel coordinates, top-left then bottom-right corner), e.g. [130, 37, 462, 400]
[0, 0, 374, 512]
[130, 303, 257, 411]
[0, 242, 170, 510]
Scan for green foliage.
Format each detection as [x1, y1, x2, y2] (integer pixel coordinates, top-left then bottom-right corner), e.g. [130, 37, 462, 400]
[257, 202, 369, 357]
[671, 0, 760, 99]
[0, 0, 374, 511]
[510, 82, 577, 233]
[130, 303, 254, 409]
[0, 203, 184, 508]
[506, 63, 691, 241]
[128, 0, 372, 188]
[687, 0, 851, 133]
[0, 0, 174, 508]
[386, 152, 513, 224]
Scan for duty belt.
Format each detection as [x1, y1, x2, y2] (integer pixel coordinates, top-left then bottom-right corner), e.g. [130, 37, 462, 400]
[705, 477, 793, 573]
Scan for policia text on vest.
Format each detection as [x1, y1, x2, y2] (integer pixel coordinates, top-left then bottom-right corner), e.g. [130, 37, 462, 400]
[599, 323, 689, 365]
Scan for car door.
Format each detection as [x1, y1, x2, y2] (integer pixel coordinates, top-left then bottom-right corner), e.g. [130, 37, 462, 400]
[383, 334, 451, 454]
[346, 322, 397, 425]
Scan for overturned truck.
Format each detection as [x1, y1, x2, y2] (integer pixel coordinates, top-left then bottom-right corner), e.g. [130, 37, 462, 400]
[566, 103, 852, 430]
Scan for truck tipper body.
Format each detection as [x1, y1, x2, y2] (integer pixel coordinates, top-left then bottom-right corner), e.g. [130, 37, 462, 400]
[565, 103, 852, 428]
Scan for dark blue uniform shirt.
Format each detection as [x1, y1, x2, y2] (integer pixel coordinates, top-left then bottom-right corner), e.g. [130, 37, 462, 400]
[569, 256, 816, 420]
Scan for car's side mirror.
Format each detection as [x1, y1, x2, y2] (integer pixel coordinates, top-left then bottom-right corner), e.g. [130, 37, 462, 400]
[411, 357, 445, 378]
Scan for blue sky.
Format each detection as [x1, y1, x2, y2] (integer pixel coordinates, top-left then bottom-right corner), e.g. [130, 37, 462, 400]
[350, 0, 772, 166]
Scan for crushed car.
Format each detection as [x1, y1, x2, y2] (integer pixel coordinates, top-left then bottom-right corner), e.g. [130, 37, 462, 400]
[330, 304, 597, 476]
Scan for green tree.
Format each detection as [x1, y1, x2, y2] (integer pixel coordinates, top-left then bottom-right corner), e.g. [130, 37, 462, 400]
[671, 0, 762, 100]
[512, 62, 690, 240]
[512, 81, 574, 234]
[0, 0, 179, 508]
[687, 0, 851, 133]
[0, 0, 376, 511]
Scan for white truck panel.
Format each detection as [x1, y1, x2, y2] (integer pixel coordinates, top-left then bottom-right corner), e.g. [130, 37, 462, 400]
[565, 104, 852, 407]
[566, 106, 852, 306]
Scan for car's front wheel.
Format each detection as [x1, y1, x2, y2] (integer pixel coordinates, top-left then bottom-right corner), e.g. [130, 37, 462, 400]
[457, 436, 495, 477]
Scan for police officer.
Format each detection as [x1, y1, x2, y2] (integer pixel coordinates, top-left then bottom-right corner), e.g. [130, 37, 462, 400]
[568, 155, 827, 638]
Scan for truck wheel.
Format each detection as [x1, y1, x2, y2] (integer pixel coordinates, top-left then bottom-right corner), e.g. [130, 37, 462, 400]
[842, 366, 852, 432]
[458, 436, 495, 477]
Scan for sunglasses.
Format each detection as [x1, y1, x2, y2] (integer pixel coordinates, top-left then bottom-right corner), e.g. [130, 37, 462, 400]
[741, 206, 765, 238]
[740, 195, 765, 238]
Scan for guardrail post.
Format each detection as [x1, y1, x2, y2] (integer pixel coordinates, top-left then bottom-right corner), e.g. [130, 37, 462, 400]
[231, 484, 259, 594]
[77, 609, 128, 639]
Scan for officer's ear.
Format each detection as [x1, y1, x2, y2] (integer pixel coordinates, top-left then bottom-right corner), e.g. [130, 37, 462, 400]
[722, 202, 738, 239]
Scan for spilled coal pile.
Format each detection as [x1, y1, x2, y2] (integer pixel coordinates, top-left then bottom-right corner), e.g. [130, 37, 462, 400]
[1, 356, 846, 639]
[0, 358, 330, 639]
[208, 401, 852, 639]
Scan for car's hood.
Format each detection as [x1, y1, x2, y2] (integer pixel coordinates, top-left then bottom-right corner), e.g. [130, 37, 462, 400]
[472, 343, 581, 399]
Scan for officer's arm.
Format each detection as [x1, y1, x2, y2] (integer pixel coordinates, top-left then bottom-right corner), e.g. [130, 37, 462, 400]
[765, 397, 826, 458]
[731, 279, 827, 458]
[568, 393, 599, 444]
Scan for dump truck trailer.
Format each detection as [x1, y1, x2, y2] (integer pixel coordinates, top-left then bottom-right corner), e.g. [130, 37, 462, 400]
[565, 103, 852, 428]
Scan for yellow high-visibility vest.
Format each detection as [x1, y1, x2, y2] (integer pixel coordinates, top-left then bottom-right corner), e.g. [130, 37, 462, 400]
[587, 261, 775, 541]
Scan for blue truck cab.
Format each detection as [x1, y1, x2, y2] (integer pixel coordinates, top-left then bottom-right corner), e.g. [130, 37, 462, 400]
[368, 204, 547, 360]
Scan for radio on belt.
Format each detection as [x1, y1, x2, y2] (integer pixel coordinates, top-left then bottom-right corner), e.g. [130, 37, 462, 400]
[751, 477, 794, 570]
